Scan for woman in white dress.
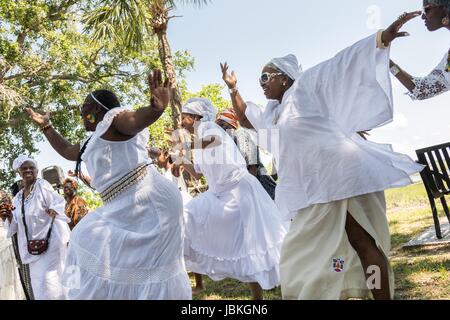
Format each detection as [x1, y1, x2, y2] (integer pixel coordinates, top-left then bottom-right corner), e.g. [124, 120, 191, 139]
[0, 190, 25, 300]
[148, 147, 193, 206]
[175, 98, 286, 300]
[26, 70, 192, 300]
[220, 15, 424, 299]
[390, 1, 449, 100]
[1, 156, 70, 300]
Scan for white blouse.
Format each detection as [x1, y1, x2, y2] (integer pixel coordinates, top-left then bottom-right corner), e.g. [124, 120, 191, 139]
[245, 33, 424, 220]
[408, 50, 450, 100]
[81, 107, 152, 193]
[193, 121, 248, 194]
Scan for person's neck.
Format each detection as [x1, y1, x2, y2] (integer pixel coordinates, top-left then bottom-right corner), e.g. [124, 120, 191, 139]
[65, 194, 75, 202]
[23, 179, 36, 195]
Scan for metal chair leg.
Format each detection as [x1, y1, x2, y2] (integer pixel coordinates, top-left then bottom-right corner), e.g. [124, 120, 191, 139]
[440, 196, 450, 225]
[430, 196, 443, 239]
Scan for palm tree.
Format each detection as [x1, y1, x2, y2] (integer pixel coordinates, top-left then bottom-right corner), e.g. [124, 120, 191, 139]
[82, 0, 210, 127]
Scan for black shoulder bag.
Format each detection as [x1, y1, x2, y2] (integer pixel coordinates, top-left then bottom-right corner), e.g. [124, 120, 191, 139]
[21, 191, 55, 255]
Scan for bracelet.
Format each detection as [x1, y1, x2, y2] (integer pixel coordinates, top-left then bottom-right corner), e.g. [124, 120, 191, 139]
[390, 65, 401, 76]
[228, 87, 238, 94]
[40, 123, 52, 132]
[376, 29, 389, 49]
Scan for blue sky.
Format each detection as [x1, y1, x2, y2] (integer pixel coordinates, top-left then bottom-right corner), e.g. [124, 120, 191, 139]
[35, 0, 449, 176]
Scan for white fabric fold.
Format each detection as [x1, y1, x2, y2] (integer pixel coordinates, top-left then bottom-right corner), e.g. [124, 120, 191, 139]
[245, 32, 424, 220]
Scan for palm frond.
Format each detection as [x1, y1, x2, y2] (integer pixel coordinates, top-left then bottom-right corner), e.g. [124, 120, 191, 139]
[165, 0, 211, 9]
[82, 0, 151, 51]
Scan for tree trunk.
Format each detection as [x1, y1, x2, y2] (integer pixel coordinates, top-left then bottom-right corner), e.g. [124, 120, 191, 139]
[151, 3, 182, 129]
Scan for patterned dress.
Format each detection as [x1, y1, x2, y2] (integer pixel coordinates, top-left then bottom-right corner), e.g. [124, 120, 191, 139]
[407, 49, 450, 100]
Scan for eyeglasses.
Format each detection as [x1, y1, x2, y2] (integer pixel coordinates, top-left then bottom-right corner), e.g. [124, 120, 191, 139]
[259, 72, 284, 85]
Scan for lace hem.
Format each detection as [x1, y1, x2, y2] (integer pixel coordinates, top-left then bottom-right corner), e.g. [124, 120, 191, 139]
[64, 242, 186, 285]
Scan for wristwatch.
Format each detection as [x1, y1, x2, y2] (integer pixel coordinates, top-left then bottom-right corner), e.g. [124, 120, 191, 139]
[390, 65, 401, 76]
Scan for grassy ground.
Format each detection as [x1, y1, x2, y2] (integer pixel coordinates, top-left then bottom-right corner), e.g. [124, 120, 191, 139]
[189, 183, 450, 300]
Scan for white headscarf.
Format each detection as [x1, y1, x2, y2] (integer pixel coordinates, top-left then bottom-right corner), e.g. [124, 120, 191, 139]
[182, 98, 218, 122]
[12, 155, 37, 171]
[267, 54, 302, 81]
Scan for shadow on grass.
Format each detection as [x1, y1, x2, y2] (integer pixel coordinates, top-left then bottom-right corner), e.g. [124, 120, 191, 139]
[190, 275, 282, 300]
[393, 258, 450, 299]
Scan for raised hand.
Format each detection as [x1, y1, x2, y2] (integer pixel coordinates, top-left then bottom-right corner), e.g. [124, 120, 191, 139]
[382, 11, 422, 46]
[220, 62, 238, 89]
[0, 205, 13, 222]
[26, 108, 51, 128]
[148, 69, 171, 112]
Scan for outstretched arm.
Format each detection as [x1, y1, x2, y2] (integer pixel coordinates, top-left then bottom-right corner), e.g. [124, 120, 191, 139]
[380, 11, 422, 93]
[113, 69, 171, 136]
[26, 108, 80, 161]
[220, 63, 254, 129]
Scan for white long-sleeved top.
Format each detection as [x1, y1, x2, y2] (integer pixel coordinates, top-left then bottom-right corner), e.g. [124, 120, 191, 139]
[245, 33, 424, 220]
[4, 179, 70, 264]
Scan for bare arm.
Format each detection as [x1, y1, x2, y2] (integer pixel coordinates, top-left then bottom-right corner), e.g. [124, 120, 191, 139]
[389, 59, 416, 92]
[221, 63, 254, 129]
[26, 108, 80, 161]
[191, 135, 222, 150]
[175, 163, 203, 181]
[379, 11, 422, 93]
[113, 70, 170, 136]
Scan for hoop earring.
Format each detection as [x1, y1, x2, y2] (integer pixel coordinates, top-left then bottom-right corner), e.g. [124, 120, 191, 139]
[443, 16, 450, 26]
[86, 114, 97, 124]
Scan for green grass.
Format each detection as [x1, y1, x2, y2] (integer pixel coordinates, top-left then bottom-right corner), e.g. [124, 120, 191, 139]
[189, 183, 450, 300]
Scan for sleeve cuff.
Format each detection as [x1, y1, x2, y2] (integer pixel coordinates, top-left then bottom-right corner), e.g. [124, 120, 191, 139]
[376, 29, 389, 49]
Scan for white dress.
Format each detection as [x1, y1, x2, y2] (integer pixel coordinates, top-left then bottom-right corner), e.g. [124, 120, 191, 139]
[183, 121, 286, 290]
[244, 33, 423, 299]
[4, 179, 71, 300]
[162, 169, 193, 205]
[0, 221, 25, 300]
[407, 49, 450, 100]
[62, 107, 192, 300]
[246, 33, 424, 221]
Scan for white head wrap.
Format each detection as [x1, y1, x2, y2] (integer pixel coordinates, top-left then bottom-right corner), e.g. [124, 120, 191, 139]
[13, 155, 37, 171]
[182, 98, 218, 122]
[266, 54, 302, 81]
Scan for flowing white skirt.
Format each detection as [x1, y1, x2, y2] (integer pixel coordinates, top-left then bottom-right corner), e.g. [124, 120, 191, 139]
[184, 173, 286, 290]
[0, 226, 25, 300]
[29, 245, 67, 300]
[62, 166, 192, 300]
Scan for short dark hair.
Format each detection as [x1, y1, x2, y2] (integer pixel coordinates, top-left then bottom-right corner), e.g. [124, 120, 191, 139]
[87, 89, 121, 111]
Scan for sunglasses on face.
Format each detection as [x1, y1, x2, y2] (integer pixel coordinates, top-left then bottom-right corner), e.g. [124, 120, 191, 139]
[259, 72, 284, 85]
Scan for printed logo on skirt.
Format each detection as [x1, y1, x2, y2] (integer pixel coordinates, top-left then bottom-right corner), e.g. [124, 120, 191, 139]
[332, 258, 345, 272]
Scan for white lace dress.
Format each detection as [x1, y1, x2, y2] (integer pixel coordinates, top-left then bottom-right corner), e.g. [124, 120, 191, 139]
[407, 50, 450, 100]
[62, 107, 192, 300]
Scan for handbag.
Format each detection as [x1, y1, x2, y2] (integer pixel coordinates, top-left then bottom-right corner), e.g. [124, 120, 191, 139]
[21, 190, 55, 255]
